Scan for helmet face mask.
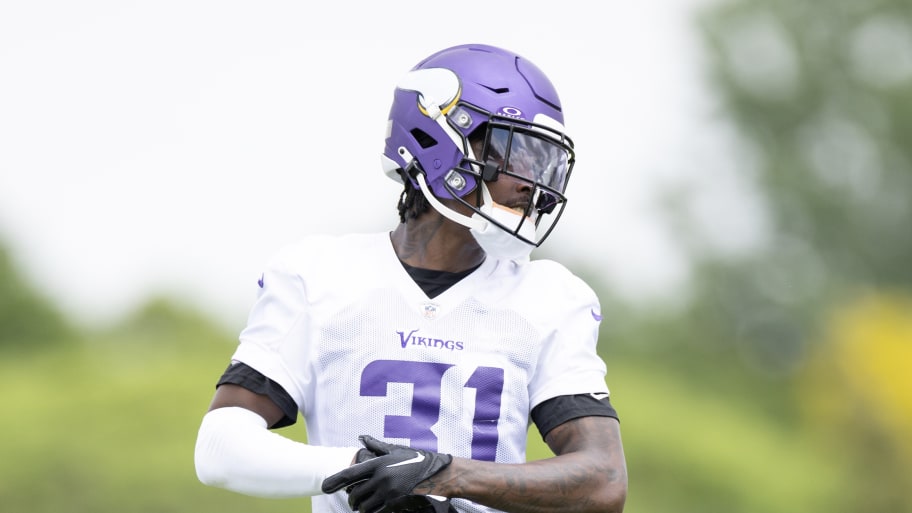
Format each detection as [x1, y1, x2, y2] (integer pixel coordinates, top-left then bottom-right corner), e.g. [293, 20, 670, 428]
[448, 116, 575, 247]
[381, 43, 575, 249]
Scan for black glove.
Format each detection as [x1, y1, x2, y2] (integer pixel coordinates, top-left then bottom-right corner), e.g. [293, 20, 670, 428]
[380, 494, 457, 513]
[321, 435, 453, 513]
[343, 447, 378, 493]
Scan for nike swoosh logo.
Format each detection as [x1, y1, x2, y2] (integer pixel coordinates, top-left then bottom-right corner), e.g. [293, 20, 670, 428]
[590, 392, 610, 401]
[387, 452, 425, 467]
[591, 309, 602, 321]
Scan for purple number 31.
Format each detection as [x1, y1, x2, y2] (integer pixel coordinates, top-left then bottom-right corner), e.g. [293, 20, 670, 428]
[360, 360, 504, 461]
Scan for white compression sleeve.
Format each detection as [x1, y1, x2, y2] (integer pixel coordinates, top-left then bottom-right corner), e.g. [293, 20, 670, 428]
[194, 406, 359, 498]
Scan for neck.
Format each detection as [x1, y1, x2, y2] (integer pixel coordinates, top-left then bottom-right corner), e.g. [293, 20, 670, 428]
[390, 213, 485, 272]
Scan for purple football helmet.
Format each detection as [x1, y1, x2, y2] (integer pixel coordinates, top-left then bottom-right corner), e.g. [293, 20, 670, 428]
[380, 44, 575, 248]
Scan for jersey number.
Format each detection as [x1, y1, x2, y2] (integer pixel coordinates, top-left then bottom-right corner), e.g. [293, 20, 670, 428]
[360, 360, 504, 461]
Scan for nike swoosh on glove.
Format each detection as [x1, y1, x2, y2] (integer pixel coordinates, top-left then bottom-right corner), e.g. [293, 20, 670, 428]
[321, 435, 453, 513]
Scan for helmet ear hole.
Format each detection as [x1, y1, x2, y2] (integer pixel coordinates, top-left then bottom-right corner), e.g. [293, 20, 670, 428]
[410, 128, 438, 149]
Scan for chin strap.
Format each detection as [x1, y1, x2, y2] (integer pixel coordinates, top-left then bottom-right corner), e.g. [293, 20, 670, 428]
[414, 172, 489, 231]
[409, 157, 537, 261]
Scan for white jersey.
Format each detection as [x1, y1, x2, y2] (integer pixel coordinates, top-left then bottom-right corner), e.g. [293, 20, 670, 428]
[231, 232, 609, 513]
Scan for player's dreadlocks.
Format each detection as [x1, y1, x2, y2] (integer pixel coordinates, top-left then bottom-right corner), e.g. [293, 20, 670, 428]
[396, 176, 431, 223]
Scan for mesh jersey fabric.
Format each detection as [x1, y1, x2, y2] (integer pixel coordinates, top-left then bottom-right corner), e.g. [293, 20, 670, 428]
[230, 232, 610, 513]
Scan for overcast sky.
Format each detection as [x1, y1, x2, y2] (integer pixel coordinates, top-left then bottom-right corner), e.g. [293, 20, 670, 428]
[1, 0, 762, 330]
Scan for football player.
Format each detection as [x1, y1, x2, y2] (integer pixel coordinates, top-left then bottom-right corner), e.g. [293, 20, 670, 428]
[195, 43, 628, 513]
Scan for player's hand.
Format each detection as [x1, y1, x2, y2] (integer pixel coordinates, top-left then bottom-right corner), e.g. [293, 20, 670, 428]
[321, 435, 453, 513]
[381, 493, 456, 513]
[343, 446, 379, 494]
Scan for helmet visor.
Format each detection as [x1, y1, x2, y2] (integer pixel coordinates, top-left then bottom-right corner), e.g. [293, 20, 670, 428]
[485, 125, 573, 197]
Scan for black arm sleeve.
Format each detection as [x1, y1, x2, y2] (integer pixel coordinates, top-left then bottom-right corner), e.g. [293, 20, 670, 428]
[216, 361, 299, 429]
[531, 393, 619, 440]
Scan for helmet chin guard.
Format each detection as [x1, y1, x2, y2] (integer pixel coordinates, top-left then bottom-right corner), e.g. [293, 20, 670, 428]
[413, 171, 537, 262]
[381, 44, 576, 249]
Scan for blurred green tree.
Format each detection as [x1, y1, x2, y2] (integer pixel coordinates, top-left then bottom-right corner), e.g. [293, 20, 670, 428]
[636, 0, 912, 374]
[583, 1, 911, 512]
[628, 0, 912, 511]
[699, 0, 912, 291]
[0, 242, 73, 350]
